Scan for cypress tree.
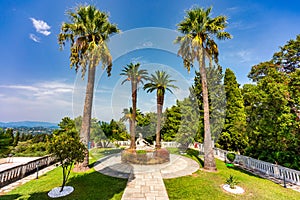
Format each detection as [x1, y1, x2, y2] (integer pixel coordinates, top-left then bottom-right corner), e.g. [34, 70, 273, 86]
[217, 68, 247, 153]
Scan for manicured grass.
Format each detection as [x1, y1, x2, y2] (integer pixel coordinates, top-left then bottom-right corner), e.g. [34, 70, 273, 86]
[3, 147, 300, 199]
[2, 148, 127, 200]
[164, 158, 300, 200]
[89, 148, 122, 164]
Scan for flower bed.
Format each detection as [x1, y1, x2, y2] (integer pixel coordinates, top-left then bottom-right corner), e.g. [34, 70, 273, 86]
[121, 148, 170, 165]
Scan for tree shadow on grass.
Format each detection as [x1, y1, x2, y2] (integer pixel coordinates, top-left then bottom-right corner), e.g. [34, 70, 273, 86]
[229, 164, 267, 179]
[0, 194, 22, 200]
[2, 171, 127, 200]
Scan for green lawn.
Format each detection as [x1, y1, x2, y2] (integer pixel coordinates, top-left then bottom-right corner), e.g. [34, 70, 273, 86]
[2, 148, 300, 200]
[2, 148, 126, 200]
[164, 158, 300, 200]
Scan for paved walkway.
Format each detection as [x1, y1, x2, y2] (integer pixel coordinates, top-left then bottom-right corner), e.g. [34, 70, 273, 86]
[94, 153, 199, 200]
[0, 164, 57, 195]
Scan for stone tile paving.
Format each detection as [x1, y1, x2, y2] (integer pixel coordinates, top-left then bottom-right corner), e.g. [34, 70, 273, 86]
[94, 153, 199, 200]
[0, 164, 57, 195]
[122, 172, 169, 200]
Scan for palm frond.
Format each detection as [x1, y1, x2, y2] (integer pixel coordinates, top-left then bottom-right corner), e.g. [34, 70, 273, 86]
[58, 5, 119, 78]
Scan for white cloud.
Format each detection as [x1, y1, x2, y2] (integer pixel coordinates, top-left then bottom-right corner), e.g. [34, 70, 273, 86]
[0, 81, 74, 122]
[30, 18, 51, 36]
[29, 34, 40, 42]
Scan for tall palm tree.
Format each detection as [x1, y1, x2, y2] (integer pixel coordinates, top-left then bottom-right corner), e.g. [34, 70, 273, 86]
[120, 63, 148, 149]
[58, 5, 119, 169]
[143, 70, 178, 148]
[175, 6, 232, 171]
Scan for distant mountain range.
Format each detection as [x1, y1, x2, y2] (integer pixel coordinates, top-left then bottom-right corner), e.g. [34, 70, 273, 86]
[0, 121, 58, 128]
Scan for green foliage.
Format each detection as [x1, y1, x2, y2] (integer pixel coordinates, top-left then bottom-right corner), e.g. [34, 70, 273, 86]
[5, 148, 128, 200]
[76, 116, 129, 146]
[143, 70, 178, 148]
[0, 128, 13, 157]
[243, 35, 300, 170]
[225, 175, 240, 189]
[13, 131, 19, 146]
[136, 150, 147, 154]
[192, 65, 225, 142]
[161, 105, 181, 141]
[136, 112, 157, 142]
[186, 148, 199, 157]
[273, 34, 300, 73]
[217, 68, 247, 153]
[226, 152, 236, 163]
[176, 97, 201, 149]
[175, 6, 232, 71]
[58, 5, 119, 77]
[49, 117, 86, 192]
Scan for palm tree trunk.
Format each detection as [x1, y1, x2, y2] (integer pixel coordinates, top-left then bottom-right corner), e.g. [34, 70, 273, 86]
[79, 63, 96, 169]
[130, 81, 137, 149]
[156, 94, 164, 148]
[199, 48, 217, 171]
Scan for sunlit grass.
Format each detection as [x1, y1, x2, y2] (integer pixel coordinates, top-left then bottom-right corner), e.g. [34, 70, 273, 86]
[2, 148, 126, 200]
[3, 147, 300, 200]
[164, 158, 300, 200]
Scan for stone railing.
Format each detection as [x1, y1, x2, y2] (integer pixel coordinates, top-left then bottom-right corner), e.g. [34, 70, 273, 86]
[234, 154, 300, 185]
[161, 141, 181, 148]
[0, 155, 56, 188]
[161, 141, 300, 186]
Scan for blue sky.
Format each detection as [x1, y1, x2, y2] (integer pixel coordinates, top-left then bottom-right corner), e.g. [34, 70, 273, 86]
[0, 0, 299, 123]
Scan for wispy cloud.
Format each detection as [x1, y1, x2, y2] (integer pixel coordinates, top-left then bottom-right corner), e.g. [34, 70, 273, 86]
[236, 50, 253, 63]
[29, 34, 40, 42]
[0, 81, 74, 122]
[30, 17, 51, 36]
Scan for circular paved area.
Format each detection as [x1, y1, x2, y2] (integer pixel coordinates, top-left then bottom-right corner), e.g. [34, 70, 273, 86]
[94, 153, 199, 179]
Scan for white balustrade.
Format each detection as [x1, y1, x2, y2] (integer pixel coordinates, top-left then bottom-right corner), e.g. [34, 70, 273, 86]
[0, 155, 56, 188]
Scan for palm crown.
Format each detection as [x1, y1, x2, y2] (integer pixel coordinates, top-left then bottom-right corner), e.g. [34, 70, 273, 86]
[175, 6, 232, 71]
[143, 70, 178, 97]
[58, 5, 119, 77]
[120, 63, 148, 85]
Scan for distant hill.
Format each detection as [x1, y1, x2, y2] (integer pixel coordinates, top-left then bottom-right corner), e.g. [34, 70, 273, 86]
[0, 121, 58, 128]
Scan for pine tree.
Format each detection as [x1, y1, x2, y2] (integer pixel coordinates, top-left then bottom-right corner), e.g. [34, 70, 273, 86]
[217, 68, 247, 153]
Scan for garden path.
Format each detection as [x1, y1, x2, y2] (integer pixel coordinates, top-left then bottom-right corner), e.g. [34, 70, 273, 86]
[94, 153, 199, 200]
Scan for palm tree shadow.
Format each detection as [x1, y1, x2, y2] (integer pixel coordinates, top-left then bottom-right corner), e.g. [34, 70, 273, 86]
[0, 194, 22, 200]
[68, 171, 127, 199]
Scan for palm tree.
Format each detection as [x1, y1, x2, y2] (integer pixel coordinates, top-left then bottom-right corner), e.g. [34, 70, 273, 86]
[58, 5, 119, 169]
[143, 70, 178, 148]
[175, 6, 232, 171]
[120, 107, 142, 140]
[120, 63, 148, 149]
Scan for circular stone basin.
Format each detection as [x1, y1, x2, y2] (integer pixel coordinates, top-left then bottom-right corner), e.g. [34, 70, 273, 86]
[121, 148, 170, 165]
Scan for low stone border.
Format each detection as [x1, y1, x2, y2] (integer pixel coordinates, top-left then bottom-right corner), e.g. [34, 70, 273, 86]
[48, 186, 74, 198]
[222, 184, 245, 194]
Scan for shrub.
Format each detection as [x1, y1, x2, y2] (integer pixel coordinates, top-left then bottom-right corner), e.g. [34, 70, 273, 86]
[225, 175, 240, 189]
[226, 152, 236, 163]
[136, 150, 147, 154]
[186, 148, 199, 157]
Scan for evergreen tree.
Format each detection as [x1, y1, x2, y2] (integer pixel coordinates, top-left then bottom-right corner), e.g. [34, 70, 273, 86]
[161, 105, 181, 141]
[176, 97, 201, 149]
[217, 68, 247, 153]
[192, 65, 226, 143]
[243, 35, 300, 169]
